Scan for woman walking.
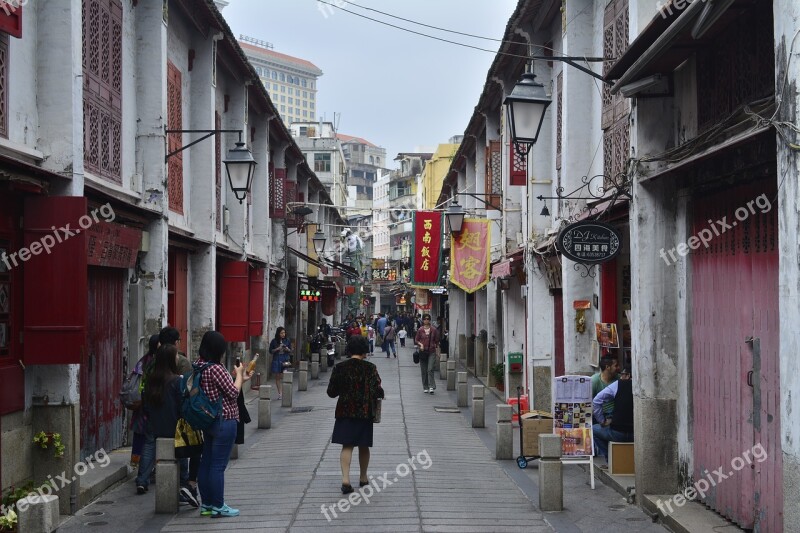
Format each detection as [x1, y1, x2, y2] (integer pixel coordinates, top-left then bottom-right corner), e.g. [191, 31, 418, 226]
[195, 331, 251, 518]
[269, 327, 292, 400]
[415, 314, 441, 394]
[327, 335, 384, 494]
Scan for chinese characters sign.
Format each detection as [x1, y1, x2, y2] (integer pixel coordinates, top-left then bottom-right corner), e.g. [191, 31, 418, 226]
[372, 268, 397, 283]
[450, 219, 490, 293]
[299, 290, 321, 302]
[556, 221, 622, 265]
[411, 211, 443, 286]
[86, 221, 141, 268]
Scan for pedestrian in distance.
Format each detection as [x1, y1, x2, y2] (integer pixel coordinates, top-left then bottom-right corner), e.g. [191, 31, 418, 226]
[415, 314, 441, 394]
[327, 335, 385, 495]
[129, 334, 159, 470]
[159, 326, 191, 375]
[397, 325, 407, 347]
[134, 344, 198, 507]
[269, 327, 292, 400]
[383, 322, 397, 358]
[195, 330, 252, 517]
[367, 325, 375, 355]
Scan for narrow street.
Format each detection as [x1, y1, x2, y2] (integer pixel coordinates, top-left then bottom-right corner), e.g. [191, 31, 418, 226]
[58, 346, 661, 532]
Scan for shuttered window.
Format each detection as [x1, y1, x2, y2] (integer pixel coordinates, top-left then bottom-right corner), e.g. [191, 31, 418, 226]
[167, 61, 184, 214]
[270, 167, 286, 219]
[484, 140, 502, 210]
[602, 0, 630, 182]
[82, 0, 122, 183]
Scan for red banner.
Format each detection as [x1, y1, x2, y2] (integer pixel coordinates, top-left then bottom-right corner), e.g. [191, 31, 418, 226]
[450, 219, 491, 293]
[411, 211, 442, 286]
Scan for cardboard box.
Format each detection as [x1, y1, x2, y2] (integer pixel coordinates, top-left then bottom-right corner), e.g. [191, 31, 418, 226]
[609, 442, 635, 475]
[520, 410, 554, 457]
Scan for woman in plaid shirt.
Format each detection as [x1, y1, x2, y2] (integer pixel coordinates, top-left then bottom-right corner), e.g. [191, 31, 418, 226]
[194, 330, 252, 518]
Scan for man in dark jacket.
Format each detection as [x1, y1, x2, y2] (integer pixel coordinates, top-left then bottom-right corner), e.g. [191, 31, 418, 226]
[591, 368, 634, 461]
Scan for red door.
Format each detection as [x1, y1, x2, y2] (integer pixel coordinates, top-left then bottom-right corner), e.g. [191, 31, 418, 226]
[80, 267, 125, 459]
[168, 249, 189, 346]
[691, 180, 781, 531]
[553, 291, 565, 377]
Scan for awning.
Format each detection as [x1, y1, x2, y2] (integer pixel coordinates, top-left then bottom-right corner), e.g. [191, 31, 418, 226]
[605, 0, 751, 93]
[491, 250, 524, 279]
[287, 247, 328, 275]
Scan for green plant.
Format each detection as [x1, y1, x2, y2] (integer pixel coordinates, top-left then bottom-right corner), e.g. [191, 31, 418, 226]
[32, 431, 65, 459]
[0, 482, 33, 532]
[0, 509, 17, 531]
[490, 363, 505, 381]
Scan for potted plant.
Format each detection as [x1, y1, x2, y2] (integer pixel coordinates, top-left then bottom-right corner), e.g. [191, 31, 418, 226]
[33, 431, 65, 459]
[1, 482, 34, 532]
[490, 363, 505, 391]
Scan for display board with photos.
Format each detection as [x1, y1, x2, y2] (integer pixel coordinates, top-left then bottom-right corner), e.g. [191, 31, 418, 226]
[553, 375, 594, 457]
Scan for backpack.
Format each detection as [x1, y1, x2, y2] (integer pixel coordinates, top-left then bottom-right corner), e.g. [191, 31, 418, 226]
[119, 371, 143, 410]
[180, 363, 222, 431]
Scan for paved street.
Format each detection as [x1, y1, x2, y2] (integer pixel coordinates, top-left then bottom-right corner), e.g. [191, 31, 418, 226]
[59, 344, 665, 532]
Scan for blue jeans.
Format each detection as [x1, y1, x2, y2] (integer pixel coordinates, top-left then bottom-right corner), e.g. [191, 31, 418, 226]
[592, 423, 633, 460]
[135, 434, 189, 488]
[197, 417, 237, 508]
[385, 339, 396, 356]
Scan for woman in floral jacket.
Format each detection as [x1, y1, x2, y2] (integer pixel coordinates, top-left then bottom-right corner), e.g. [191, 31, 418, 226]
[327, 335, 384, 494]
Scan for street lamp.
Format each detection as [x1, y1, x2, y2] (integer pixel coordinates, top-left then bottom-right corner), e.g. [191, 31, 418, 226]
[445, 199, 466, 233]
[312, 229, 327, 256]
[504, 72, 552, 155]
[223, 141, 258, 204]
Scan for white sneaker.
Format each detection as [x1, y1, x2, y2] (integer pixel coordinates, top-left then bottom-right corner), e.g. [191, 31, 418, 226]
[429, 389, 435, 394]
[423, 388, 430, 393]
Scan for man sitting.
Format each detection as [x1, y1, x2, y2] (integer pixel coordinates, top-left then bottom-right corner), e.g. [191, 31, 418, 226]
[592, 368, 634, 462]
[591, 355, 619, 424]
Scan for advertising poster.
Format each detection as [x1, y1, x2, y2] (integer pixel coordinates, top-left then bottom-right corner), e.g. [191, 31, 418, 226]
[595, 322, 619, 348]
[553, 375, 594, 457]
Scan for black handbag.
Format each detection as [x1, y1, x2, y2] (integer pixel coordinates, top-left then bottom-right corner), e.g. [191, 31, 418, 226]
[413, 351, 420, 364]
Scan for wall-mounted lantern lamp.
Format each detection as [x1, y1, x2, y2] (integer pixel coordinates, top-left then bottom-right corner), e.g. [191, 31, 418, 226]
[312, 229, 327, 256]
[165, 128, 257, 204]
[445, 199, 466, 233]
[504, 73, 552, 155]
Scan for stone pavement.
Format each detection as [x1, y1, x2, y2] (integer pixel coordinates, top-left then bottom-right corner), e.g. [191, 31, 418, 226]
[58, 343, 667, 532]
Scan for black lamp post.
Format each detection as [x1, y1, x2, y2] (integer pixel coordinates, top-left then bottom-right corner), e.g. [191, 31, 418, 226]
[504, 72, 552, 155]
[312, 229, 327, 256]
[223, 141, 258, 203]
[445, 199, 466, 233]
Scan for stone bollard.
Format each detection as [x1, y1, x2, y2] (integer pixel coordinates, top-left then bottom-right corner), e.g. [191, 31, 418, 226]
[311, 353, 320, 380]
[471, 385, 485, 428]
[446, 360, 456, 391]
[495, 405, 513, 460]
[320, 351, 328, 373]
[538, 434, 564, 511]
[439, 353, 447, 381]
[16, 494, 58, 533]
[298, 361, 309, 391]
[282, 371, 293, 407]
[155, 438, 179, 513]
[258, 385, 272, 429]
[457, 372, 468, 407]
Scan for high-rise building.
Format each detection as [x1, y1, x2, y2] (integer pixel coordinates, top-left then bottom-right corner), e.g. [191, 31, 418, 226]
[239, 35, 323, 125]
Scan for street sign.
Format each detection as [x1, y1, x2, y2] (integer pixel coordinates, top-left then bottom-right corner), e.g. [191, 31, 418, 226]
[372, 268, 397, 282]
[362, 298, 370, 306]
[556, 221, 622, 265]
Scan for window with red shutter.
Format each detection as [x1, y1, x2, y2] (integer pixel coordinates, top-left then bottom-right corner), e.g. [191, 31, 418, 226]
[248, 267, 265, 337]
[215, 111, 222, 231]
[284, 179, 297, 227]
[167, 61, 184, 214]
[218, 261, 249, 342]
[82, 0, 122, 184]
[270, 168, 286, 219]
[484, 140, 502, 209]
[509, 144, 527, 186]
[23, 197, 88, 364]
[0, 194, 22, 414]
[602, 0, 630, 185]
[0, 34, 8, 139]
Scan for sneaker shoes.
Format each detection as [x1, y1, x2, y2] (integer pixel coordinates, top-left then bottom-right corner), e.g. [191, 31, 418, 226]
[429, 389, 435, 394]
[424, 388, 430, 393]
[136, 485, 147, 495]
[210, 503, 240, 518]
[200, 504, 214, 516]
[180, 486, 199, 508]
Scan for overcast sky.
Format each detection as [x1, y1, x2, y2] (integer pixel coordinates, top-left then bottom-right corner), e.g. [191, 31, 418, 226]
[222, 0, 518, 168]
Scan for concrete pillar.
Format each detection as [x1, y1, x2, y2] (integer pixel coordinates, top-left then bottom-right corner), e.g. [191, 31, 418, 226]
[230, 444, 238, 460]
[472, 385, 485, 428]
[282, 372, 293, 407]
[495, 405, 513, 460]
[458, 334, 467, 363]
[446, 360, 456, 391]
[457, 372, 468, 407]
[16, 494, 59, 533]
[439, 353, 447, 381]
[310, 353, 319, 380]
[298, 361, 308, 391]
[258, 385, 272, 429]
[538, 434, 563, 511]
[155, 438, 178, 514]
[476, 338, 487, 377]
[320, 351, 328, 372]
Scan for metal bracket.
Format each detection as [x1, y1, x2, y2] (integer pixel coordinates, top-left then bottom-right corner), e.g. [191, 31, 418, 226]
[164, 128, 243, 162]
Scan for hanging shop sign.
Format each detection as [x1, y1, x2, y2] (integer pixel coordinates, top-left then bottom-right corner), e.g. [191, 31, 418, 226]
[414, 288, 432, 310]
[372, 268, 397, 283]
[450, 219, 491, 293]
[411, 211, 443, 286]
[556, 221, 622, 265]
[299, 289, 321, 302]
[86, 221, 141, 268]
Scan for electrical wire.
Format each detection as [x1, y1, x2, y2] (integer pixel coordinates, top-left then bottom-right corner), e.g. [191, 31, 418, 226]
[315, 0, 610, 64]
